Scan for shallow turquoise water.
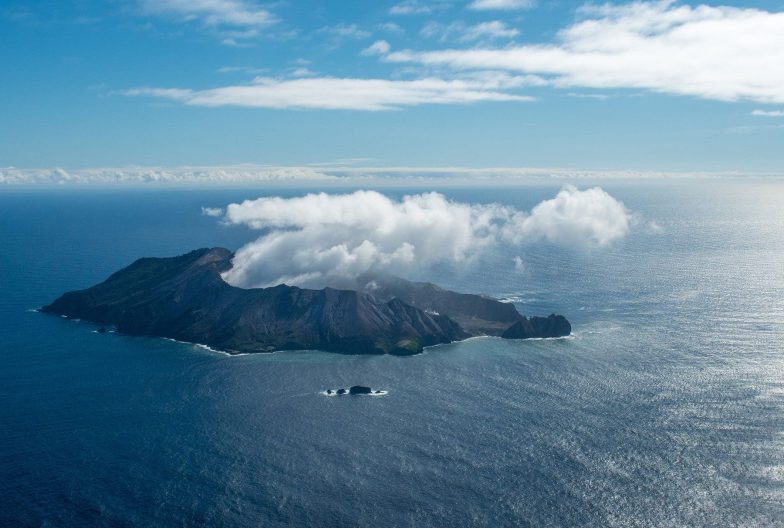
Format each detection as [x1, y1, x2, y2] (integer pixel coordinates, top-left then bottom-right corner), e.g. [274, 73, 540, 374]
[1, 181, 783, 526]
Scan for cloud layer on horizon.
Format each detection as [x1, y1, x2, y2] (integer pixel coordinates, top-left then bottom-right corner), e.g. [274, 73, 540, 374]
[220, 187, 631, 288]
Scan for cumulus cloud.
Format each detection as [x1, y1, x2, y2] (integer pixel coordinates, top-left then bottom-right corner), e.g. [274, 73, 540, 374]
[469, 0, 536, 11]
[502, 185, 631, 246]
[387, 1, 784, 104]
[219, 186, 631, 288]
[126, 76, 532, 111]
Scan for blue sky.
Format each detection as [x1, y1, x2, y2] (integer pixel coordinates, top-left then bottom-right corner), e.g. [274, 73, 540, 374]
[1, 0, 783, 173]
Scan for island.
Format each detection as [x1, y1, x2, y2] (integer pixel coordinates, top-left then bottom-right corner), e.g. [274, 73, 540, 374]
[41, 248, 570, 355]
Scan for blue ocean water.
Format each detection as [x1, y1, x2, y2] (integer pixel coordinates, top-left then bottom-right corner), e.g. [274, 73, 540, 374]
[1, 181, 783, 527]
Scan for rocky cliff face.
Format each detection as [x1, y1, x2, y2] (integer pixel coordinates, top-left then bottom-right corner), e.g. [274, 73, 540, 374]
[42, 248, 570, 355]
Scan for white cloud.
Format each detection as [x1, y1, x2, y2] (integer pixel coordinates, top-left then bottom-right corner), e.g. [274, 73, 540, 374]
[3, 165, 770, 185]
[513, 255, 526, 272]
[139, 0, 274, 28]
[362, 40, 391, 56]
[126, 76, 532, 111]
[201, 206, 224, 217]
[388, 1, 784, 104]
[289, 67, 316, 77]
[502, 185, 631, 247]
[379, 22, 404, 33]
[422, 20, 519, 42]
[468, 0, 536, 11]
[0, 166, 337, 185]
[390, 0, 433, 15]
[220, 187, 632, 288]
[319, 23, 371, 39]
[752, 109, 784, 117]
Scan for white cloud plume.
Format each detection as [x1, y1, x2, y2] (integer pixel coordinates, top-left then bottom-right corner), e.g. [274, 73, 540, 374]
[387, 1, 784, 104]
[220, 186, 631, 288]
[502, 185, 631, 246]
[468, 0, 536, 11]
[126, 76, 532, 111]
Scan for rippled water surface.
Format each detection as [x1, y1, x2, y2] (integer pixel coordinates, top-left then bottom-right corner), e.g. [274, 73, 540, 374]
[1, 181, 783, 527]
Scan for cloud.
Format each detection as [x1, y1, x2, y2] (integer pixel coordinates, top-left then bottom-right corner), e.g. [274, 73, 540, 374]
[0, 166, 338, 185]
[389, 1, 433, 15]
[502, 185, 631, 247]
[421, 20, 519, 42]
[752, 109, 784, 117]
[468, 0, 536, 11]
[3, 165, 772, 185]
[220, 186, 632, 288]
[201, 206, 224, 217]
[139, 0, 275, 28]
[362, 40, 391, 56]
[126, 76, 532, 111]
[319, 23, 371, 40]
[378, 22, 404, 33]
[139, 0, 277, 44]
[387, 1, 784, 104]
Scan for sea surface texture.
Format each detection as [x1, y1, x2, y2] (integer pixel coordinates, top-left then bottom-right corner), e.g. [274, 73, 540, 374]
[1, 181, 783, 527]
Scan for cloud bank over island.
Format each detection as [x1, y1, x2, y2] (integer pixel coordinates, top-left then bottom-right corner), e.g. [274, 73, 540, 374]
[220, 187, 631, 288]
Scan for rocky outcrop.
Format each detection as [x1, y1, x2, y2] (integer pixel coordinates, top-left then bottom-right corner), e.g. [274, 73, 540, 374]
[501, 314, 571, 339]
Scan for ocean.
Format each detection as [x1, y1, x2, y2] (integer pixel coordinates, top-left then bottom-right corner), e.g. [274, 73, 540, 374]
[1, 180, 783, 527]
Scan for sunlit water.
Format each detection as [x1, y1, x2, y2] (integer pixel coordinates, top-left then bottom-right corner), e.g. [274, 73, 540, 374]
[1, 181, 783, 527]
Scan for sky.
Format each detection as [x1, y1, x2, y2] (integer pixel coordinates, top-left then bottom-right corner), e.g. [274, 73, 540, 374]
[1, 0, 783, 174]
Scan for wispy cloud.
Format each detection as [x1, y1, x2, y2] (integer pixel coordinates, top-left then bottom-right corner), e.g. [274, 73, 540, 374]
[421, 20, 519, 42]
[361, 40, 391, 56]
[4, 165, 770, 186]
[139, 0, 276, 42]
[319, 23, 371, 40]
[0, 166, 338, 185]
[386, 2, 784, 104]
[752, 109, 784, 117]
[389, 0, 435, 15]
[468, 0, 536, 11]
[125, 76, 532, 111]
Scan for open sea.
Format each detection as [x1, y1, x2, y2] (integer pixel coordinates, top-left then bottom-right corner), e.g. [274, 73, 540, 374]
[1, 180, 783, 527]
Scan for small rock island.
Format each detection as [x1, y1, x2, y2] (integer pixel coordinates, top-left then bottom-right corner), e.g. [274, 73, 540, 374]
[42, 248, 570, 355]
